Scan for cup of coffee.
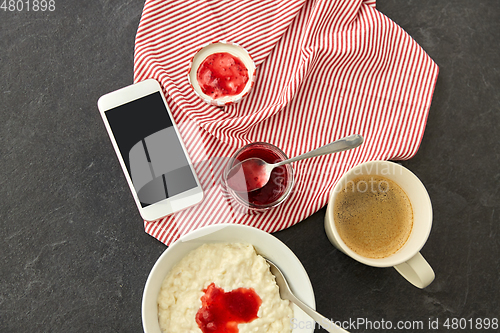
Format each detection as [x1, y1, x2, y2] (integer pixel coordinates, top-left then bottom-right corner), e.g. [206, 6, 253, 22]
[324, 160, 435, 288]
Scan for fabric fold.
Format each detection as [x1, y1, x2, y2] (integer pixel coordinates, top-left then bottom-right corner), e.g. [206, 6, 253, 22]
[134, 0, 438, 245]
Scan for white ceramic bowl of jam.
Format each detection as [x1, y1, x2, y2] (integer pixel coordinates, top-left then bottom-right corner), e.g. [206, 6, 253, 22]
[142, 224, 315, 333]
[188, 41, 256, 106]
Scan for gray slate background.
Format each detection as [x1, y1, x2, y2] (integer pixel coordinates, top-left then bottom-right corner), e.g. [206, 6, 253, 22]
[1, 0, 499, 332]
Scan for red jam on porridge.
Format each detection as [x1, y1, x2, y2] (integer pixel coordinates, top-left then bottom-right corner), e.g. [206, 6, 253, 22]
[196, 282, 262, 333]
[157, 243, 293, 333]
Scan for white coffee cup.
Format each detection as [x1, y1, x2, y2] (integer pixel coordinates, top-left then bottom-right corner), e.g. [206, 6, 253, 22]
[324, 160, 435, 288]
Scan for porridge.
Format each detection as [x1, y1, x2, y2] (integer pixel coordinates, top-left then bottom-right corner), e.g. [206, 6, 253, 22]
[157, 243, 293, 333]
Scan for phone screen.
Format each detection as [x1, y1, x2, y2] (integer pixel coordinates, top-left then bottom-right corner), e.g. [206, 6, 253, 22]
[104, 92, 198, 208]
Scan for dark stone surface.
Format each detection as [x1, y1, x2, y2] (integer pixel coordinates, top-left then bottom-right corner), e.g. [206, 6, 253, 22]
[1, 1, 498, 332]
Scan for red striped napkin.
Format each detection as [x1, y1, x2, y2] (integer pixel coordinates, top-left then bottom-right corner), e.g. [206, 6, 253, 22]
[133, 0, 438, 245]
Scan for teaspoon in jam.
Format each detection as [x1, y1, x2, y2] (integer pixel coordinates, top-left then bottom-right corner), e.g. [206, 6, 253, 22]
[226, 134, 364, 192]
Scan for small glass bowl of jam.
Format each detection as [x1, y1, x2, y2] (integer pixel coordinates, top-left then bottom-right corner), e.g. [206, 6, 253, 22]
[188, 41, 256, 107]
[222, 142, 294, 213]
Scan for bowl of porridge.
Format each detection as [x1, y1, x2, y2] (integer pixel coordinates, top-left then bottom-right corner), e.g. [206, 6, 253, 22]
[142, 224, 316, 333]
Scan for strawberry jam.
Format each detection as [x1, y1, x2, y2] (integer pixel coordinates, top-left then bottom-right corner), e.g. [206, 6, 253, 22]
[231, 144, 290, 206]
[195, 283, 262, 333]
[196, 52, 249, 99]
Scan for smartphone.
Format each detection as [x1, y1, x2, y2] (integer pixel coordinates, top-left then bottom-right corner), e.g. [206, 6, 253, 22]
[98, 79, 204, 221]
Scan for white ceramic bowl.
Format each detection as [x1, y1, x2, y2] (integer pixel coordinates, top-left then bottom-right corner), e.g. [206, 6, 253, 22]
[142, 224, 315, 333]
[187, 41, 256, 106]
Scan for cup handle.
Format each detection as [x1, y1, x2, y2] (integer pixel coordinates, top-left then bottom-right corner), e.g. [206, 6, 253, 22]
[394, 252, 435, 288]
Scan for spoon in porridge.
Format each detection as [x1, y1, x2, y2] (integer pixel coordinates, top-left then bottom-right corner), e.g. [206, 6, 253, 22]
[266, 259, 350, 333]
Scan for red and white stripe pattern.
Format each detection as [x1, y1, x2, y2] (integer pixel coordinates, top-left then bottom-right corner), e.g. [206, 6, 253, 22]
[134, 0, 438, 245]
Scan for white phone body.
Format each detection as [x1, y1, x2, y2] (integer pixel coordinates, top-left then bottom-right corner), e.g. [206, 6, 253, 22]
[98, 79, 204, 221]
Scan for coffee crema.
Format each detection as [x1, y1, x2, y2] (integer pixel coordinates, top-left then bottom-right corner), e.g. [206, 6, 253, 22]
[333, 175, 413, 259]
